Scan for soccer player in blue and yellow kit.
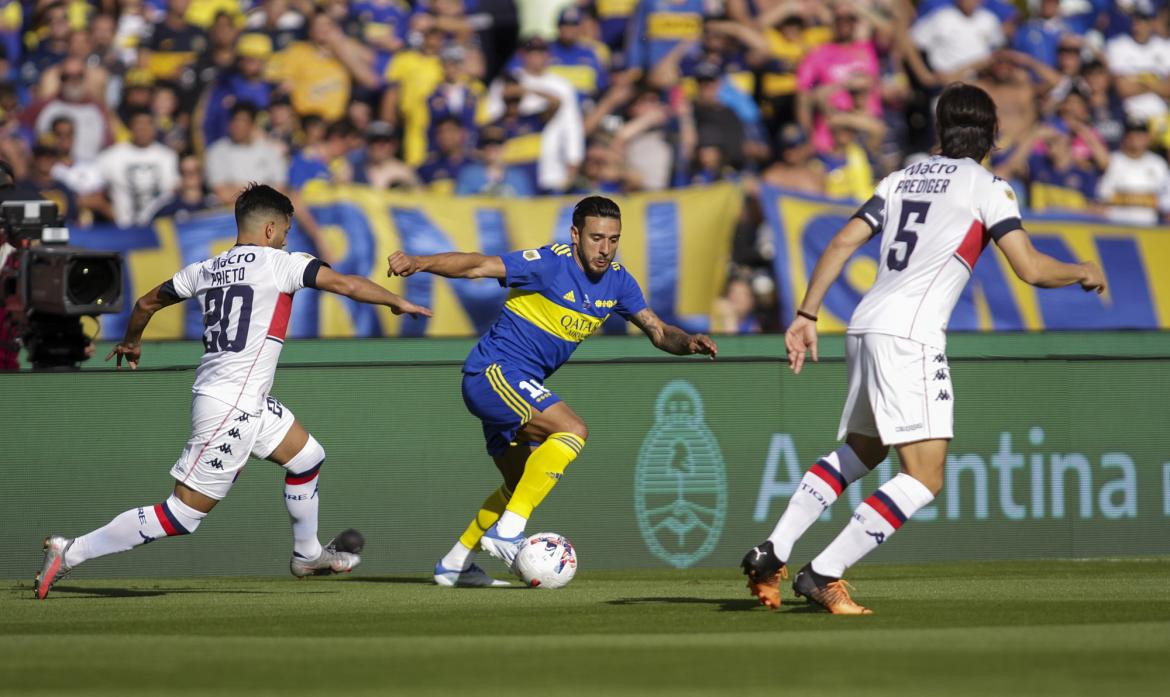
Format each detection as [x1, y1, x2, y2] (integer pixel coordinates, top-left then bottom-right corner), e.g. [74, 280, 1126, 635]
[387, 196, 718, 586]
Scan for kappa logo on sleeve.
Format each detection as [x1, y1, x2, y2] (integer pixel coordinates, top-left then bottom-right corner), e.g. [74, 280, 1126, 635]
[523, 249, 541, 261]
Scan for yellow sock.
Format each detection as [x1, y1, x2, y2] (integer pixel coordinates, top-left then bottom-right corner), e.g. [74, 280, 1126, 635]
[458, 485, 512, 550]
[504, 433, 585, 519]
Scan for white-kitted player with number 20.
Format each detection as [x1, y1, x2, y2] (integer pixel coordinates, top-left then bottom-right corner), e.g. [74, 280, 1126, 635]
[34, 184, 431, 599]
[741, 84, 1107, 614]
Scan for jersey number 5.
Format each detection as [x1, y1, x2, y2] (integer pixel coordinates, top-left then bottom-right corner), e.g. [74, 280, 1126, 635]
[888, 200, 929, 271]
[203, 286, 254, 353]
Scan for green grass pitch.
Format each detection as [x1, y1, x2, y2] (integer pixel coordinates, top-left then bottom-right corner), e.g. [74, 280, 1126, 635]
[3, 559, 1168, 696]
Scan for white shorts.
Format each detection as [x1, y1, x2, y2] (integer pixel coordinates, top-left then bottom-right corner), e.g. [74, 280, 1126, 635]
[837, 333, 954, 445]
[170, 394, 296, 500]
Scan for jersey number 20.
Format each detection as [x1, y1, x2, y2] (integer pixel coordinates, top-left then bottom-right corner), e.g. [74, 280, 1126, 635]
[203, 286, 254, 353]
[888, 200, 929, 271]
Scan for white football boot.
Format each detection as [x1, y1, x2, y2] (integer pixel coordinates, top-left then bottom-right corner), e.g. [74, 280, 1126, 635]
[290, 530, 363, 578]
[433, 561, 512, 587]
[34, 535, 75, 600]
[479, 524, 526, 570]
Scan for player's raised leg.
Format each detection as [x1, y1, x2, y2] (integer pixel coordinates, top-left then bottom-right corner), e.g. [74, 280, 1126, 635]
[743, 434, 886, 608]
[481, 402, 587, 567]
[259, 412, 361, 578]
[35, 394, 253, 600]
[434, 444, 528, 587]
[794, 439, 943, 614]
[35, 483, 213, 600]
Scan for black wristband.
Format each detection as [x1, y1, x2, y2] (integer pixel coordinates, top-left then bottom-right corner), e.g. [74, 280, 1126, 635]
[797, 310, 818, 322]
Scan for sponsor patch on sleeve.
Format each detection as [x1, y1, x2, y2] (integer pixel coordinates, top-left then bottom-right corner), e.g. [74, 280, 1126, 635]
[523, 249, 541, 261]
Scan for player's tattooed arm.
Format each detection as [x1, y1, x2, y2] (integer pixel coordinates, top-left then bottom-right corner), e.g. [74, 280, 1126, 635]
[631, 308, 718, 359]
[386, 251, 506, 280]
[105, 281, 184, 369]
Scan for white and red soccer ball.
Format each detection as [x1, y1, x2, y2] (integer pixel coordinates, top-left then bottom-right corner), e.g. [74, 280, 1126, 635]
[514, 533, 577, 589]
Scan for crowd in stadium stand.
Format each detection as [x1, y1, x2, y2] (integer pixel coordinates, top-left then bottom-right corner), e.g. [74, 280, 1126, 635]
[1, 0, 1168, 333]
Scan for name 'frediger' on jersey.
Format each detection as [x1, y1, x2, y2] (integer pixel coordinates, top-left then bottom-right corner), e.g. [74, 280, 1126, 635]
[849, 155, 1024, 348]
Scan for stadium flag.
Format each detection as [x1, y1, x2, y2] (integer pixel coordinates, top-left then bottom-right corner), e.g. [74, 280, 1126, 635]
[70, 184, 742, 340]
[760, 184, 1170, 332]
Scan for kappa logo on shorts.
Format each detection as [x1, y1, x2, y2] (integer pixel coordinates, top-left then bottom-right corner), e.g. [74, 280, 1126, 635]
[227, 428, 241, 439]
[936, 390, 951, 401]
[934, 369, 948, 381]
[208, 458, 224, 470]
[217, 443, 233, 455]
[234, 414, 250, 422]
[933, 354, 947, 364]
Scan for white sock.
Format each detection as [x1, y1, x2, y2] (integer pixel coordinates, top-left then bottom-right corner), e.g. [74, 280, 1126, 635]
[767, 445, 870, 560]
[441, 542, 474, 571]
[65, 495, 205, 567]
[494, 511, 527, 539]
[811, 473, 935, 578]
[283, 438, 325, 560]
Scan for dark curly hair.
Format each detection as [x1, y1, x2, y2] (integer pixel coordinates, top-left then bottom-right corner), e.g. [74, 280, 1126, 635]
[234, 183, 294, 230]
[571, 195, 621, 231]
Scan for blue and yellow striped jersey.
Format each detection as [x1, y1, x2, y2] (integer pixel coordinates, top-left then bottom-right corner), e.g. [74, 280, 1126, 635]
[464, 244, 649, 379]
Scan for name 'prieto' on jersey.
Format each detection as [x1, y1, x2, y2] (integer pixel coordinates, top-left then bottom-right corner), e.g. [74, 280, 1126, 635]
[163, 245, 324, 414]
[463, 243, 648, 379]
[849, 155, 1023, 348]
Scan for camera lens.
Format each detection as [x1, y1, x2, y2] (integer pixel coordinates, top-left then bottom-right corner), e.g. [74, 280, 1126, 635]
[66, 258, 119, 306]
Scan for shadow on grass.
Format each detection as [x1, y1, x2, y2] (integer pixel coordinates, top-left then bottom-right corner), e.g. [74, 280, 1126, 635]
[342, 576, 439, 585]
[606, 596, 763, 612]
[343, 576, 534, 589]
[31, 585, 285, 599]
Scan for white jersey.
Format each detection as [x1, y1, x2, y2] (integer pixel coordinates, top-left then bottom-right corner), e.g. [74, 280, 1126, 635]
[847, 156, 1023, 348]
[165, 245, 322, 414]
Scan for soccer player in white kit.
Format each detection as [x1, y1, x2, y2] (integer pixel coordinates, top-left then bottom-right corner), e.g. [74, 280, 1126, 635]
[741, 84, 1107, 614]
[34, 184, 431, 599]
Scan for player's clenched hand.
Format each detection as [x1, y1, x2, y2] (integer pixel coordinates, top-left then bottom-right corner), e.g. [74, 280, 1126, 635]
[688, 334, 718, 359]
[105, 342, 141, 370]
[387, 296, 433, 319]
[387, 251, 421, 277]
[785, 316, 818, 374]
[1079, 261, 1106, 295]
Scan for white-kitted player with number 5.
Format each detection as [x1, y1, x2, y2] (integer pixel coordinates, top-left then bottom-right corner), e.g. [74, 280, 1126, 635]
[741, 84, 1107, 614]
[34, 184, 432, 599]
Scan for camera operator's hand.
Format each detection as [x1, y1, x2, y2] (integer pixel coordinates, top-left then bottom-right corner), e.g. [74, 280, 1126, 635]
[105, 342, 141, 370]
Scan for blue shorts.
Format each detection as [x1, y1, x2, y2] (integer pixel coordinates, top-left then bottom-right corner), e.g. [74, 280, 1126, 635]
[461, 362, 562, 456]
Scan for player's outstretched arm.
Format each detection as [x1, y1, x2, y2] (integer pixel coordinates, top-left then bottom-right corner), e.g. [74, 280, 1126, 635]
[995, 230, 1106, 293]
[105, 282, 184, 370]
[386, 250, 506, 280]
[785, 217, 873, 374]
[630, 307, 718, 359]
[314, 266, 433, 317]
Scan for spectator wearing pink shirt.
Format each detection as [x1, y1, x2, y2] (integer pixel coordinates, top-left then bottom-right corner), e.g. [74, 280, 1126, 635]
[795, 2, 881, 153]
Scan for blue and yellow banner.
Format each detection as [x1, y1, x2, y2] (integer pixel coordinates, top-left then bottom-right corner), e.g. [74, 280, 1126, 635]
[761, 185, 1170, 331]
[72, 184, 742, 340]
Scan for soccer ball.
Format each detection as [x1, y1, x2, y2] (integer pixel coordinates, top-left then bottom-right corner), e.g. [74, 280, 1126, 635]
[514, 532, 577, 589]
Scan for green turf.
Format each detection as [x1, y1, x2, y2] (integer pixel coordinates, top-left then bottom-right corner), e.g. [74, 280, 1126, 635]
[3, 559, 1168, 696]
